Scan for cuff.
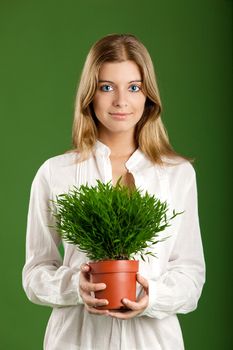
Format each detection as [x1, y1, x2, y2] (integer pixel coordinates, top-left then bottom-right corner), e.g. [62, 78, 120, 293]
[138, 278, 171, 320]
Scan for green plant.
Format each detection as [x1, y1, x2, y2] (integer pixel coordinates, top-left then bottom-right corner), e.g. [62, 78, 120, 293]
[50, 180, 183, 261]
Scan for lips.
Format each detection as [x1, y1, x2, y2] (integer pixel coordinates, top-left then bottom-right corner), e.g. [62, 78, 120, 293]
[109, 113, 131, 120]
[109, 113, 132, 117]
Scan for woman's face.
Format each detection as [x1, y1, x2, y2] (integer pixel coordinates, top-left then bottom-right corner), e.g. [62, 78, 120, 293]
[92, 60, 146, 138]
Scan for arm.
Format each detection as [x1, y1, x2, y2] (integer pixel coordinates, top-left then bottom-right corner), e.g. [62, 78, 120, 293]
[22, 160, 83, 308]
[141, 165, 206, 319]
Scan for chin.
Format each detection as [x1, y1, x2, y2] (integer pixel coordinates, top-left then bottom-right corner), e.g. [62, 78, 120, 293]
[112, 122, 139, 132]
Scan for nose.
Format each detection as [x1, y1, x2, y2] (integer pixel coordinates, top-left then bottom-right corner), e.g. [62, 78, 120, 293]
[112, 89, 128, 108]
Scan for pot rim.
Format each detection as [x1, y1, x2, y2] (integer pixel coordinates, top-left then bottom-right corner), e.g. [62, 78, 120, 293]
[88, 259, 139, 274]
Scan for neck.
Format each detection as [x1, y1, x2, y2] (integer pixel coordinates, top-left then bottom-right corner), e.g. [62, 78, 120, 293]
[98, 131, 137, 158]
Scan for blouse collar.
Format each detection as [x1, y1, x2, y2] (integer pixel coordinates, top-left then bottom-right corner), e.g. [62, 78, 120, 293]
[94, 140, 152, 172]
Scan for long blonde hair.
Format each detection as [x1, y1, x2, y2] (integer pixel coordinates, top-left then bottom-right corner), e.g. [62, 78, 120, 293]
[70, 33, 194, 165]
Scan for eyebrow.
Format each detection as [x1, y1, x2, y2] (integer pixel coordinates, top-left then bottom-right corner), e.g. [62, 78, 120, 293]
[98, 80, 142, 84]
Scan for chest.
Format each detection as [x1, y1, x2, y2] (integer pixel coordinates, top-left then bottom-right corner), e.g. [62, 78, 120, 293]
[110, 157, 135, 187]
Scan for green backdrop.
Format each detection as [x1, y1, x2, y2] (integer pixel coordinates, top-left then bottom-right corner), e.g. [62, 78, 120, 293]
[0, 0, 232, 349]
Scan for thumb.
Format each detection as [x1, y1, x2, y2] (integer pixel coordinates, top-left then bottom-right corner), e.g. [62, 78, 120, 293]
[136, 273, 149, 291]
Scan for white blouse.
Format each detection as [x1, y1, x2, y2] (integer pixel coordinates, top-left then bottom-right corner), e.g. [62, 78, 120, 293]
[22, 141, 205, 350]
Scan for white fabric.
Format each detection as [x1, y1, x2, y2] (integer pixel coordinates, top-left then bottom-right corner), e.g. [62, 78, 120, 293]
[22, 141, 205, 350]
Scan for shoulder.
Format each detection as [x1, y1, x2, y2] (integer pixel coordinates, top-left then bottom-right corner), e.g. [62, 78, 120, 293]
[46, 151, 79, 169]
[160, 155, 196, 187]
[167, 158, 195, 177]
[158, 157, 198, 208]
[32, 151, 79, 185]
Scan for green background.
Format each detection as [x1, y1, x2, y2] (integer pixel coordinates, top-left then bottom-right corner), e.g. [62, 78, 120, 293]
[0, 0, 232, 349]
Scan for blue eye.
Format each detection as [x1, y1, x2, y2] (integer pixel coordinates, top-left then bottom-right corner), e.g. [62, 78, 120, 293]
[100, 85, 113, 92]
[129, 85, 140, 92]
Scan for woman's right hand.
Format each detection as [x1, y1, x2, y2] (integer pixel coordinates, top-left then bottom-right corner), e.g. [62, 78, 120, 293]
[79, 264, 109, 315]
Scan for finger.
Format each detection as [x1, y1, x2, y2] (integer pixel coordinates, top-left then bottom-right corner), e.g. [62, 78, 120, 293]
[86, 305, 110, 316]
[80, 264, 91, 279]
[109, 298, 148, 319]
[79, 264, 91, 284]
[80, 263, 90, 271]
[82, 293, 109, 308]
[108, 294, 149, 319]
[122, 294, 148, 310]
[136, 273, 149, 291]
[80, 280, 107, 293]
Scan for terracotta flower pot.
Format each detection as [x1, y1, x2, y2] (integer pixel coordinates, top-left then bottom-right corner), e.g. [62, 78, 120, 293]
[89, 260, 139, 310]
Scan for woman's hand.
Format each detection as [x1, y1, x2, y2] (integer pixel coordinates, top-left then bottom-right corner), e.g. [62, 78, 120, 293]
[79, 265, 149, 319]
[79, 264, 109, 315]
[108, 273, 149, 320]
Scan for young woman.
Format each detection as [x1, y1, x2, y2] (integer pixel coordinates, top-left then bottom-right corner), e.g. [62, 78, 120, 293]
[23, 33, 205, 350]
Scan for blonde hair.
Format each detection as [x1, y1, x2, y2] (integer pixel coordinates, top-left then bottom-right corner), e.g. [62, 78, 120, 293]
[70, 33, 194, 166]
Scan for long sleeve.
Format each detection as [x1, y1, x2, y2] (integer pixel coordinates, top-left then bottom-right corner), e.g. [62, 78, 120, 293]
[22, 160, 83, 308]
[141, 165, 206, 319]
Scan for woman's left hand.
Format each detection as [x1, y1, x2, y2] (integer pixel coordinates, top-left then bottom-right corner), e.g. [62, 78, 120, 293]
[108, 273, 149, 320]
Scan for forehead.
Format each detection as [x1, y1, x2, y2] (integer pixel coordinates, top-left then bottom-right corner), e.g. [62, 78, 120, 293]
[98, 60, 142, 81]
